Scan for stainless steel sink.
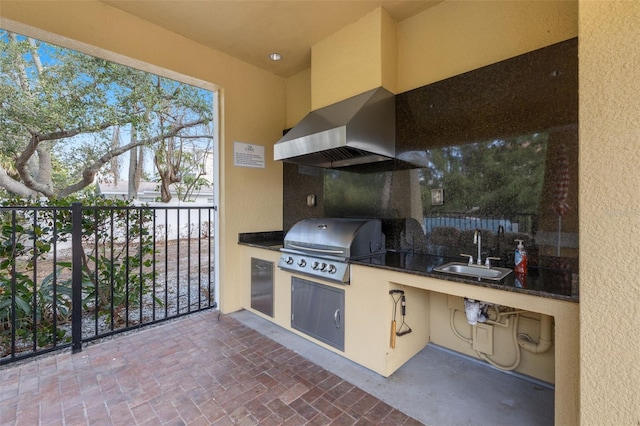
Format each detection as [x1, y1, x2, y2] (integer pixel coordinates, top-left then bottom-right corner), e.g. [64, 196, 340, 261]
[433, 262, 513, 281]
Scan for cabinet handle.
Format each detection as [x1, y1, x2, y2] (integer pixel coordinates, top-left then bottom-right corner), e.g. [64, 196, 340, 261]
[334, 309, 341, 328]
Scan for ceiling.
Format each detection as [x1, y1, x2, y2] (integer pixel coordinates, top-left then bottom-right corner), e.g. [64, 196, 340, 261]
[100, 0, 441, 78]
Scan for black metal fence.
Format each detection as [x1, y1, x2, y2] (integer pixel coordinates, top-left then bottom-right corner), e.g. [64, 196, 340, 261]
[0, 203, 216, 365]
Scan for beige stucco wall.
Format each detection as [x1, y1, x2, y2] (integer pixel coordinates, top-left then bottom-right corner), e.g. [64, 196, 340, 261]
[579, 1, 640, 424]
[284, 68, 311, 129]
[397, 0, 578, 92]
[311, 7, 398, 109]
[0, 0, 286, 314]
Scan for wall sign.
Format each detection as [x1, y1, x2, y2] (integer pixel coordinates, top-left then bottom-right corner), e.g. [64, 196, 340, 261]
[234, 142, 265, 168]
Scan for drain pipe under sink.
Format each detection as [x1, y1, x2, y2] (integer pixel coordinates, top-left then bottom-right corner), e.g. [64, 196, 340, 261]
[518, 314, 553, 354]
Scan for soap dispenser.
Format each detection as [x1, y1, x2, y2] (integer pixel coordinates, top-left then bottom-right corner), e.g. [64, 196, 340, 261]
[514, 239, 528, 275]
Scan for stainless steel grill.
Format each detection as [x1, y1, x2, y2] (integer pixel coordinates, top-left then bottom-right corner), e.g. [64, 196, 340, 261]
[278, 218, 385, 283]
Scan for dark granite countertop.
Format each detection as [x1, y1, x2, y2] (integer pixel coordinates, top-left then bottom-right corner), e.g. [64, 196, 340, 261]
[238, 232, 578, 303]
[238, 231, 284, 251]
[351, 251, 578, 303]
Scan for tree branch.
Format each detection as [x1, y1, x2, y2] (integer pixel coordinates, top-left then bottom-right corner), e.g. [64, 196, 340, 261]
[56, 118, 207, 198]
[8, 32, 30, 92]
[15, 135, 55, 198]
[28, 38, 44, 76]
[0, 165, 38, 198]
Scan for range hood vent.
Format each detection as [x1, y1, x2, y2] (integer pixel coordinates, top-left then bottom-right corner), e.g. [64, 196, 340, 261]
[274, 87, 395, 168]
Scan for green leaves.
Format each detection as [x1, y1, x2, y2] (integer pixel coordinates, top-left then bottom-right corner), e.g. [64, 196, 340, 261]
[0, 195, 158, 353]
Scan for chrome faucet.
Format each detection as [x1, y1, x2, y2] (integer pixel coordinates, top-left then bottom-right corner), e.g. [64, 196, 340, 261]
[473, 229, 482, 265]
[465, 229, 500, 268]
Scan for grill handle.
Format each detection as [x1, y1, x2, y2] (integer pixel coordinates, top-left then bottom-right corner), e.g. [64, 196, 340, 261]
[287, 243, 345, 255]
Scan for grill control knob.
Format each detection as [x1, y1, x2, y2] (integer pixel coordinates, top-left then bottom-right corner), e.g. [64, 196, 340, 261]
[297, 259, 306, 267]
[327, 264, 337, 274]
[320, 263, 328, 272]
[312, 261, 320, 270]
[284, 256, 294, 265]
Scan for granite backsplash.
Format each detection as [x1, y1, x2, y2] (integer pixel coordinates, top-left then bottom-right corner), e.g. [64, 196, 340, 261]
[282, 38, 578, 274]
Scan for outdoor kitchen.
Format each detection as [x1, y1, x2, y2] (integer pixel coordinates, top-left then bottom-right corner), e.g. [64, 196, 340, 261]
[239, 36, 579, 421]
[6, 0, 639, 424]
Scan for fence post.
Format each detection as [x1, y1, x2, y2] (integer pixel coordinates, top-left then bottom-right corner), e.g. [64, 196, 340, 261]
[71, 202, 83, 353]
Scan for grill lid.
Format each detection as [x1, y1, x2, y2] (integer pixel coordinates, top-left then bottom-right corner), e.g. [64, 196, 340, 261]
[283, 218, 385, 260]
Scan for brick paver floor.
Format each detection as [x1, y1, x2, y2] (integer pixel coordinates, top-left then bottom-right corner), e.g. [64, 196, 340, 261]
[0, 310, 422, 425]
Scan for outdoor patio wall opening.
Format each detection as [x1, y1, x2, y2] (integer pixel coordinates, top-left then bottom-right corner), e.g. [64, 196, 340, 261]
[0, 27, 222, 365]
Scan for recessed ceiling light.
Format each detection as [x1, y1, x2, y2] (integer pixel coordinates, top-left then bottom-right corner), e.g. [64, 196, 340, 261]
[269, 52, 282, 61]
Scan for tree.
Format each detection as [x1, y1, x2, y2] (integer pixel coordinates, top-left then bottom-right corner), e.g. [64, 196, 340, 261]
[169, 139, 213, 202]
[0, 30, 213, 200]
[151, 77, 214, 202]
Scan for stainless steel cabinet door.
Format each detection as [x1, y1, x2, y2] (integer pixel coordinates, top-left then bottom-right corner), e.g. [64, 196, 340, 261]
[251, 258, 274, 317]
[291, 277, 344, 351]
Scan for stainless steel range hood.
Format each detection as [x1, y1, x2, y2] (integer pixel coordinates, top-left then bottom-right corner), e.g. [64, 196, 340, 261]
[274, 87, 395, 168]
